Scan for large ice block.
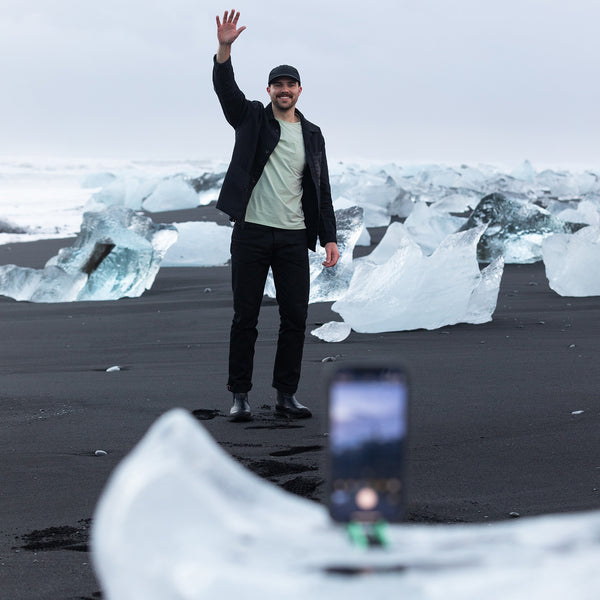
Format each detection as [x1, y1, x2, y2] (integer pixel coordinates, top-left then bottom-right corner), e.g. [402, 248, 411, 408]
[460, 192, 583, 263]
[92, 409, 600, 600]
[0, 206, 177, 302]
[162, 221, 232, 267]
[332, 225, 503, 332]
[542, 226, 600, 296]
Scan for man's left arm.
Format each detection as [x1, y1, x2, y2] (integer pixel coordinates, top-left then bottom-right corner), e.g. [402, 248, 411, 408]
[317, 140, 339, 268]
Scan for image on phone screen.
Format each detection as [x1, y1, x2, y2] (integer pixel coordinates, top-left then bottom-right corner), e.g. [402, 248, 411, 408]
[328, 366, 408, 523]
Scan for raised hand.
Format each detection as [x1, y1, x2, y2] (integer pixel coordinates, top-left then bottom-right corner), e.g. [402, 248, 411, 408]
[216, 9, 246, 46]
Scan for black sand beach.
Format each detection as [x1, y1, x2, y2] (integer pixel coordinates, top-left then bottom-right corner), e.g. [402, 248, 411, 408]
[1, 213, 600, 599]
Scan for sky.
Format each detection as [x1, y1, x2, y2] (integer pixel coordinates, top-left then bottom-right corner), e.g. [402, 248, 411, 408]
[1, 0, 599, 169]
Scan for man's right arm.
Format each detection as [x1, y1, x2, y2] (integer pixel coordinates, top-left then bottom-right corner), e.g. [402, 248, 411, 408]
[215, 10, 246, 63]
[213, 10, 248, 128]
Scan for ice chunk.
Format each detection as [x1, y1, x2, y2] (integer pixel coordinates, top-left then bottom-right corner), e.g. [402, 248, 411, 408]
[92, 409, 600, 600]
[404, 201, 467, 255]
[464, 256, 505, 324]
[332, 196, 388, 227]
[188, 172, 225, 206]
[386, 187, 414, 219]
[81, 171, 117, 189]
[357, 221, 410, 265]
[510, 159, 536, 183]
[332, 225, 502, 332]
[162, 222, 232, 267]
[331, 164, 398, 215]
[307, 206, 364, 303]
[142, 176, 201, 212]
[86, 173, 213, 213]
[86, 175, 160, 212]
[555, 199, 600, 227]
[333, 197, 371, 246]
[265, 206, 365, 304]
[542, 226, 600, 296]
[431, 191, 479, 214]
[0, 263, 87, 302]
[0, 206, 177, 302]
[460, 192, 583, 263]
[356, 225, 371, 247]
[310, 321, 352, 342]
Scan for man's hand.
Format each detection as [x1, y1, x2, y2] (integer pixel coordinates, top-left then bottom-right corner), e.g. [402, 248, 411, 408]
[322, 242, 340, 268]
[216, 9, 245, 63]
[216, 9, 246, 46]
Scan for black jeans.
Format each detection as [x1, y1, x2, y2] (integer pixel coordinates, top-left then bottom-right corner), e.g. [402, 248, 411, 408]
[228, 222, 310, 395]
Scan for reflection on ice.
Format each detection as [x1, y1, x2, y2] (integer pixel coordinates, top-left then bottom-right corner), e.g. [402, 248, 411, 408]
[0, 207, 177, 302]
[91, 409, 600, 600]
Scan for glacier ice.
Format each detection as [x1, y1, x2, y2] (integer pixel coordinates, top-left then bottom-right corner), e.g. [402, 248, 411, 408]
[86, 174, 160, 212]
[356, 221, 409, 265]
[92, 409, 600, 600]
[0, 206, 177, 302]
[310, 321, 352, 342]
[332, 225, 503, 333]
[555, 199, 600, 227]
[142, 176, 201, 213]
[330, 164, 398, 225]
[542, 226, 600, 296]
[403, 200, 467, 255]
[265, 206, 365, 304]
[68, 160, 600, 269]
[162, 222, 232, 267]
[460, 192, 584, 263]
[332, 197, 371, 246]
[85, 173, 219, 214]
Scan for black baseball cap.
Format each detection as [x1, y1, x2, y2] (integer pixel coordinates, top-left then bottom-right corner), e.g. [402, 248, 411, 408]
[268, 65, 301, 85]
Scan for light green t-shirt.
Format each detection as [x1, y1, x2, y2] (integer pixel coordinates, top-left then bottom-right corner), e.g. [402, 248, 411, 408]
[245, 119, 306, 230]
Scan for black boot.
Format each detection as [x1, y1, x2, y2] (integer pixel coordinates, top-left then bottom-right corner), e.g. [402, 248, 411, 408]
[229, 392, 252, 422]
[275, 391, 312, 419]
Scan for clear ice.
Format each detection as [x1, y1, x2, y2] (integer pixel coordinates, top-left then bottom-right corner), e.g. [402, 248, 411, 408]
[86, 172, 220, 214]
[162, 222, 232, 267]
[332, 224, 504, 333]
[91, 409, 600, 600]
[0, 206, 177, 302]
[310, 321, 352, 342]
[543, 226, 600, 296]
[264, 206, 365, 304]
[459, 192, 585, 263]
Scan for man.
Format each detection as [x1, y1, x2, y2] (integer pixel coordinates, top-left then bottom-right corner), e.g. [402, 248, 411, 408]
[213, 9, 339, 422]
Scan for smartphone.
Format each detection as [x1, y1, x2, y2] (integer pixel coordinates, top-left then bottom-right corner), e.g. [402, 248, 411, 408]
[327, 364, 409, 523]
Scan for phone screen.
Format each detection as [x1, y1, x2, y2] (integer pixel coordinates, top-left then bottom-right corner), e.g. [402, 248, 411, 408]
[328, 366, 409, 523]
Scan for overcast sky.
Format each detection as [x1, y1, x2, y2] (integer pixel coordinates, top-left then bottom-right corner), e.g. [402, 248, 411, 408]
[1, 1, 599, 168]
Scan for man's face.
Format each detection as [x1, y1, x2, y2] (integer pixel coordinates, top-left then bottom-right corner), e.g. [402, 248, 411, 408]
[267, 77, 302, 111]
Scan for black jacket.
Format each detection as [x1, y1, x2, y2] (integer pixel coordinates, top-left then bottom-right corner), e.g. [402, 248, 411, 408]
[212, 57, 336, 251]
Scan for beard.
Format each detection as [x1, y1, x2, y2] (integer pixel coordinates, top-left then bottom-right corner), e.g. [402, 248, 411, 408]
[273, 94, 297, 111]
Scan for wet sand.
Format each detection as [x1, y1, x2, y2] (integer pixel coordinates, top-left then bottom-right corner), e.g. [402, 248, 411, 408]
[1, 212, 600, 598]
